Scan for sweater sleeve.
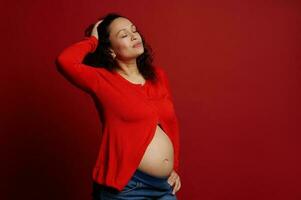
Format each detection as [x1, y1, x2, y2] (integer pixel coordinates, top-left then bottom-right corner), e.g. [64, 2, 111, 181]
[56, 36, 100, 93]
[160, 68, 181, 175]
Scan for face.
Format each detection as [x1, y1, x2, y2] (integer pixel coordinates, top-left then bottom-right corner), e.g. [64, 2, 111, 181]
[108, 17, 144, 61]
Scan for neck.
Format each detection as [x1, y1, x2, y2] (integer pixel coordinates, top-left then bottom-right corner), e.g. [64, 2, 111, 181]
[115, 58, 139, 76]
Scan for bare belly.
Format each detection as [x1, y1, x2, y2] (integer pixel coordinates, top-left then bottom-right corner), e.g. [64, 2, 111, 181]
[137, 123, 174, 178]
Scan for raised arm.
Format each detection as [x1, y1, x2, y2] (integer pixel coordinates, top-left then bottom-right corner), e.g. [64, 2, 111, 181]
[56, 35, 100, 93]
[55, 20, 103, 93]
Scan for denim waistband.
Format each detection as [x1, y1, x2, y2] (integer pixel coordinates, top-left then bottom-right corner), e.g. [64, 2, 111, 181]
[131, 169, 169, 187]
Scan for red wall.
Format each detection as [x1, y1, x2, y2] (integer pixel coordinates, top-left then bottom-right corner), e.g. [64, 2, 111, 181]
[1, 0, 300, 199]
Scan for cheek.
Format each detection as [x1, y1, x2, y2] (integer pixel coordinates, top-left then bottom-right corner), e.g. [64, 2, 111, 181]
[116, 40, 133, 54]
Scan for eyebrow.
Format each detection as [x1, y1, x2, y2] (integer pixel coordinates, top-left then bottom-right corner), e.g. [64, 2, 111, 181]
[116, 24, 136, 36]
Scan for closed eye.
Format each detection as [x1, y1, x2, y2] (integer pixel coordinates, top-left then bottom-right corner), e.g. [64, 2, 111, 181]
[121, 30, 138, 38]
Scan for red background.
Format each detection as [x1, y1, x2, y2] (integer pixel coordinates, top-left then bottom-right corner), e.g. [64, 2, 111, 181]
[1, 0, 300, 199]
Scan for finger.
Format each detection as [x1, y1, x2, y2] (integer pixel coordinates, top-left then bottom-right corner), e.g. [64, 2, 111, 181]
[167, 179, 175, 187]
[174, 177, 182, 194]
[167, 174, 176, 184]
[176, 179, 181, 192]
[167, 177, 171, 183]
[172, 175, 178, 184]
[170, 173, 177, 181]
[168, 173, 174, 180]
[172, 179, 178, 195]
[94, 20, 103, 27]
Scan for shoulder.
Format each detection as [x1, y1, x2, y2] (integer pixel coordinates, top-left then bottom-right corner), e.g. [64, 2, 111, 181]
[94, 66, 111, 75]
[153, 65, 168, 79]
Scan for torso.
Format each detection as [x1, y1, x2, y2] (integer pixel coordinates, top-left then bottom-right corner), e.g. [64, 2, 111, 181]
[117, 70, 175, 178]
[137, 123, 174, 178]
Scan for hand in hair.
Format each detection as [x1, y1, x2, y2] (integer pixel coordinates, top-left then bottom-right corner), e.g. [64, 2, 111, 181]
[91, 19, 103, 40]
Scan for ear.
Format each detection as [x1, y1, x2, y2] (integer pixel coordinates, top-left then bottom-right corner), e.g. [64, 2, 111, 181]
[109, 47, 116, 58]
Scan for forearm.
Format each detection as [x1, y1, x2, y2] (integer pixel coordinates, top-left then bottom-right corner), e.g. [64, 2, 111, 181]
[56, 36, 98, 68]
[55, 36, 100, 93]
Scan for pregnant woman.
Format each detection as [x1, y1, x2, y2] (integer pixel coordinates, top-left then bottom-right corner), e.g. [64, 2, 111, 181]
[56, 13, 181, 200]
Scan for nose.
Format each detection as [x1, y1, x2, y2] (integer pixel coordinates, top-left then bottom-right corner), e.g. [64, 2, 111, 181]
[130, 33, 138, 40]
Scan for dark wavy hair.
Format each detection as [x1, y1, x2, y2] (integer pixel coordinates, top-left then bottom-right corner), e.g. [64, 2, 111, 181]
[83, 13, 158, 84]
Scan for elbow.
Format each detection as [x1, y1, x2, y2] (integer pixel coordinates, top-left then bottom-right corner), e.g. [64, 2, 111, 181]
[55, 52, 73, 72]
[56, 53, 67, 67]
[55, 53, 70, 74]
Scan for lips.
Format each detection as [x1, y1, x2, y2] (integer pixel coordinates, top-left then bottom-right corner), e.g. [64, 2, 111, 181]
[133, 42, 142, 48]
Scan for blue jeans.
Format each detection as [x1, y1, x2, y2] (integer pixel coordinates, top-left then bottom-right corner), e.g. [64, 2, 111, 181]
[92, 169, 177, 200]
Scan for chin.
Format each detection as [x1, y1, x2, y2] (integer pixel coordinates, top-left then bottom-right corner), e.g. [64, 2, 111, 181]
[134, 49, 144, 57]
[138, 48, 144, 55]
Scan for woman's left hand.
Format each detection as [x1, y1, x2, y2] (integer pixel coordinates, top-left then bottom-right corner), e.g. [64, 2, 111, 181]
[167, 169, 181, 195]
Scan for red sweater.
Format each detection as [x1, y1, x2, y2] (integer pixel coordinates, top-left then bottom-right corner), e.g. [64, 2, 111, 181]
[56, 35, 180, 192]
